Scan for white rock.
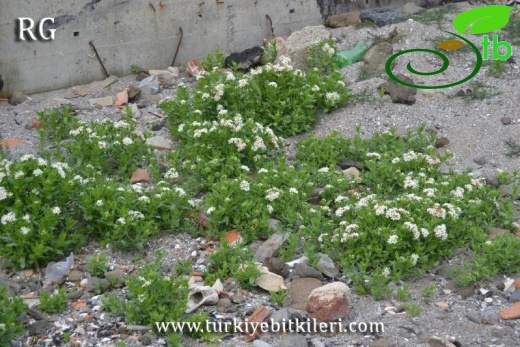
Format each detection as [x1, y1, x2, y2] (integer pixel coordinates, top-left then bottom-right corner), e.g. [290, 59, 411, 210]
[212, 278, 224, 292]
[255, 271, 286, 292]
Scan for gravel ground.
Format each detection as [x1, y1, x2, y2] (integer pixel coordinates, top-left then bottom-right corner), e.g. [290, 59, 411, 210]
[0, 2, 519, 347]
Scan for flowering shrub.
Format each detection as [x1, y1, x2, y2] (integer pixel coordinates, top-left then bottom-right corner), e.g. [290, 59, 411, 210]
[0, 155, 83, 268]
[161, 39, 350, 137]
[65, 116, 153, 179]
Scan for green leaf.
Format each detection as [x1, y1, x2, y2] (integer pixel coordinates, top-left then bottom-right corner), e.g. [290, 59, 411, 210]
[453, 5, 513, 35]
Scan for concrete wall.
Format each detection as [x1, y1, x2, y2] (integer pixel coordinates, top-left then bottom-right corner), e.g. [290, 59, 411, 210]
[0, 0, 461, 95]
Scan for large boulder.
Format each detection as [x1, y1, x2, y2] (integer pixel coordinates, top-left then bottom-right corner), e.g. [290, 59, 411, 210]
[360, 8, 406, 27]
[225, 46, 264, 71]
[279, 25, 331, 68]
[362, 42, 394, 77]
[307, 282, 350, 322]
[325, 11, 361, 28]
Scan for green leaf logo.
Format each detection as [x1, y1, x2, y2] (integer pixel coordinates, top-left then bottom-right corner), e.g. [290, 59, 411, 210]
[453, 5, 513, 35]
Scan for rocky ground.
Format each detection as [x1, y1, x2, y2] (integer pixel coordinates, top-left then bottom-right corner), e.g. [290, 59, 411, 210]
[1, 1, 520, 347]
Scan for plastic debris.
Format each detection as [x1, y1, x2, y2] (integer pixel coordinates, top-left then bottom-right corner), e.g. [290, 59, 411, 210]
[138, 75, 160, 95]
[334, 40, 369, 68]
[45, 252, 74, 283]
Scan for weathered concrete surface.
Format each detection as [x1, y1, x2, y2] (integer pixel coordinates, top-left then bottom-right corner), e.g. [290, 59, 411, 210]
[0, 0, 464, 95]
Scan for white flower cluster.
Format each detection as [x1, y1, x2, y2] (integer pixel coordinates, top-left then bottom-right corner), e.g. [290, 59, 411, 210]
[128, 210, 145, 219]
[214, 83, 225, 101]
[387, 234, 398, 244]
[404, 222, 420, 240]
[404, 174, 419, 189]
[322, 43, 335, 56]
[240, 180, 250, 192]
[164, 168, 179, 180]
[265, 188, 281, 201]
[335, 205, 350, 217]
[434, 224, 448, 240]
[1, 212, 16, 225]
[0, 187, 13, 201]
[385, 207, 401, 221]
[325, 92, 340, 102]
[427, 203, 446, 219]
[366, 152, 381, 160]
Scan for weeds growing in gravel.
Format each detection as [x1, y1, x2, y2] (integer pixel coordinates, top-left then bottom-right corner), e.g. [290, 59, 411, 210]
[39, 287, 68, 314]
[0, 286, 27, 345]
[87, 253, 109, 277]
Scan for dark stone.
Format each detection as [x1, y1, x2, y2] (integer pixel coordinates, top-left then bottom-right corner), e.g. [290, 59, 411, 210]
[264, 257, 290, 279]
[225, 46, 264, 71]
[434, 137, 449, 148]
[0, 74, 3, 92]
[337, 158, 363, 170]
[28, 320, 53, 336]
[509, 288, 520, 303]
[294, 263, 323, 280]
[360, 8, 406, 27]
[127, 85, 141, 101]
[9, 91, 28, 105]
[380, 74, 417, 105]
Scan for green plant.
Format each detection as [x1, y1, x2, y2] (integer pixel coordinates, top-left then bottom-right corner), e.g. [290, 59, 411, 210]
[421, 283, 436, 298]
[486, 59, 505, 78]
[461, 80, 501, 103]
[270, 289, 287, 307]
[161, 40, 350, 138]
[0, 286, 27, 345]
[175, 259, 193, 276]
[204, 241, 261, 289]
[502, 14, 520, 45]
[200, 49, 226, 71]
[39, 287, 68, 314]
[262, 39, 278, 65]
[403, 302, 421, 317]
[87, 253, 109, 277]
[0, 155, 84, 269]
[413, 4, 456, 27]
[102, 293, 126, 316]
[397, 284, 411, 302]
[505, 138, 520, 158]
[37, 106, 80, 145]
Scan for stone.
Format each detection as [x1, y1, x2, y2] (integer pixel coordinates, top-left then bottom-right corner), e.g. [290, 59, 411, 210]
[271, 308, 290, 325]
[362, 42, 394, 77]
[286, 256, 308, 268]
[127, 103, 140, 119]
[186, 59, 204, 78]
[216, 297, 232, 312]
[499, 302, 520, 320]
[89, 96, 114, 107]
[435, 137, 449, 148]
[288, 277, 323, 310]
[225, 46, 264, 71]
[114, 88, 128, 107]
[473, 168, 500, 187]
[473, 156, 486, 166]
[149, 69, 177, 82]
[308, 188, 324, 205]
[501, 117, 512, 125]
[212, 278, 224, 292]
[138, 75, 160, 95]
[9, 91, 28, 105]
[435, 302, 449, 309]
[509, 289, 520, 303]
[457, 285, 474, 299]
[130, 169, 150, 183]
[307, 282, 350, 322]
[280, 333, 307, 347]
[0, 138, 26, 148]
[104, 270, 126, 288]
[343, 167, 361, 183]
[28, 320, 53, 336]
[86, 277, 111, 293]
[325, 11, 361, 28]
[253, 233, 289, 262]
[127, 85, 141, 101]
[337, 158, 363, 170]
[370, 339, 390, 347]
[279, 25, 331, 68]
[514, 278, 520, 289]
[427, 336, 457, 347]
[466, 312, 482, 324]
[311, 337, 326, 347]
[267, 218, 281, 232]
[402, 3, 425, 15]
[147, 136, 171, 150]
[294, 263, 323, 280]
[263, 257, 290, 279]
[255, 271, 286, 292]
[167, 66, 180, 76]
[68, 270, 83, 282]
[488, 227, 510, 240]
[186, 285, 219, 313]
[360, 8, 406, 27]
[380, 74, 417, 105]
[252, 340, 273, 347]
[316, 253, 339, 278]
